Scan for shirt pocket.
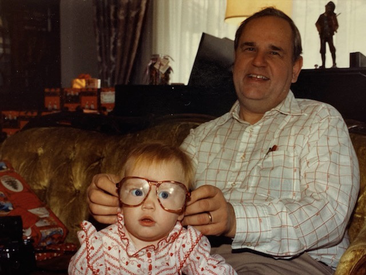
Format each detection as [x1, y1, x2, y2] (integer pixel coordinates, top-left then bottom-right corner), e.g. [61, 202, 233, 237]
[248, 150, 301, 200]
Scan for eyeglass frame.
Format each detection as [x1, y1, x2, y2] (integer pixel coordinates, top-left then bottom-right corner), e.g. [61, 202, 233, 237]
[116, 176, 191, 214]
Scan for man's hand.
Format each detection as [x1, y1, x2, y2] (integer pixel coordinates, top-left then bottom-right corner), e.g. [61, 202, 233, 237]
[182, 185, 236, 237]
[87, 174, 121, 224]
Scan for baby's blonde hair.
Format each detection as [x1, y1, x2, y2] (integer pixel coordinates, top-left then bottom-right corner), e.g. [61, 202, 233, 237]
[123, 142, 194, 190]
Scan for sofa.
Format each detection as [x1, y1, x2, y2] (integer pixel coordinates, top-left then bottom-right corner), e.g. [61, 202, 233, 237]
[0, 113, 365, 274]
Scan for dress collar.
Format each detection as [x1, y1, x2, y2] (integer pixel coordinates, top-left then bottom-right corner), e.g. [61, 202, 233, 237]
[116, 213, 183, 256]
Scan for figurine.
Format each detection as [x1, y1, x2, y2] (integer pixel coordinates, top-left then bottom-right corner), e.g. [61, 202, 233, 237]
[315, 1, 339, 69]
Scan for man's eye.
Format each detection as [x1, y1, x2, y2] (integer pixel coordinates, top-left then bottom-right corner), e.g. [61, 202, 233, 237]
[131, 189, 144, 197]
[244, 47, 255, 52]
[270, 51, 280, 56]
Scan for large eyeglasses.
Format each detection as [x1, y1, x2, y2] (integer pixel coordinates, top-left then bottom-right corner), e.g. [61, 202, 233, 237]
[116, 177, 190, 213]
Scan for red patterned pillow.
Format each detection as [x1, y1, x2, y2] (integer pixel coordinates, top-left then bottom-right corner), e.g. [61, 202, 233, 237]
[0, 160, 68, 248]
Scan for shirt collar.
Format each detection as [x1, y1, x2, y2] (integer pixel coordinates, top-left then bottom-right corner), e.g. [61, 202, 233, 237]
[271, 91, 303, 116]
[226, 90, 304, 124]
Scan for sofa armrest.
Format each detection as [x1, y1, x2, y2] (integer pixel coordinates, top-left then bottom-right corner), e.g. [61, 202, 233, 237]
[336, 131, 366, 275]
[335, 224, 366, 275]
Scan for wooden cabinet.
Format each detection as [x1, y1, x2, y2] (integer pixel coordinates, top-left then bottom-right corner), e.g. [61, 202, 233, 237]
[291, 68, 366, 123]
[0, 0, 60, 110]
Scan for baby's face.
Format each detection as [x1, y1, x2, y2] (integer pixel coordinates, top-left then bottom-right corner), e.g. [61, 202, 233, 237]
[121, 160, 187, 250]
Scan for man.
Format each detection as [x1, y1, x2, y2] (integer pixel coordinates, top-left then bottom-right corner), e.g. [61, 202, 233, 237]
[87, 8, 359, 274]
[315, 1, 339, 68]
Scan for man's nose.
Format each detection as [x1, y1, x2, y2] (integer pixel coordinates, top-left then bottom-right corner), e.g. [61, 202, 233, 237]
[252, 51, 267, 67]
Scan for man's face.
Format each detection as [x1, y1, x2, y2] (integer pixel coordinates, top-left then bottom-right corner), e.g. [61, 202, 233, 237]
[233, 16, 302, 121]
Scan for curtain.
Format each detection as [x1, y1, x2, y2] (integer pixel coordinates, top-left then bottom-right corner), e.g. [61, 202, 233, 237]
[93, 0, 149, 87]
[153, 0, 366, 84]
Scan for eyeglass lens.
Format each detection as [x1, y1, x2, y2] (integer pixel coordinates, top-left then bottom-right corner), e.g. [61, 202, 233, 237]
[119, 178, 187, 211]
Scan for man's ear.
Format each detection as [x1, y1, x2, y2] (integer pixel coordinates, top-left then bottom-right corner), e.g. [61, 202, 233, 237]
[292, 56, 303, 83]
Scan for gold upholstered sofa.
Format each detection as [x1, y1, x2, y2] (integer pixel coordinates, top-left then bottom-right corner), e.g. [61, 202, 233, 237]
[0, 114, 365, 274]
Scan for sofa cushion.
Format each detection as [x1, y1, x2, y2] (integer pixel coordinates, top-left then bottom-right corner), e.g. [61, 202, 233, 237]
[0, 114, 212, 244]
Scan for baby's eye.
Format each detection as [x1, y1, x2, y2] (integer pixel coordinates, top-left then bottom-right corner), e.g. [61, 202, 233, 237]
[131, 189, 144, 197]
[158, 191, 170, 200]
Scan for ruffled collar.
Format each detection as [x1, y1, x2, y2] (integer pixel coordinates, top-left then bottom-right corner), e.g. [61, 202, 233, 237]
[116, 212, 183, 257]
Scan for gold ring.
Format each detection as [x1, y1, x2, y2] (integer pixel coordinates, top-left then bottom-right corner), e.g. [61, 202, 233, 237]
[207, 212, 213, 224]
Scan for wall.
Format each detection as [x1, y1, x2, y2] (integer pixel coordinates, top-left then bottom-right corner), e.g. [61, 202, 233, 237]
[60, 0, 98, 88]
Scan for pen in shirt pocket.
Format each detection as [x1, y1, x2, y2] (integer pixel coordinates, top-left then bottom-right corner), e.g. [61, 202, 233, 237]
[265, 145, 278, 157]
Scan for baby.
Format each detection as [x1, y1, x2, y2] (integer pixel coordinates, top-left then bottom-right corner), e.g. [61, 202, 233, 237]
[69, 142, 236, 274]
